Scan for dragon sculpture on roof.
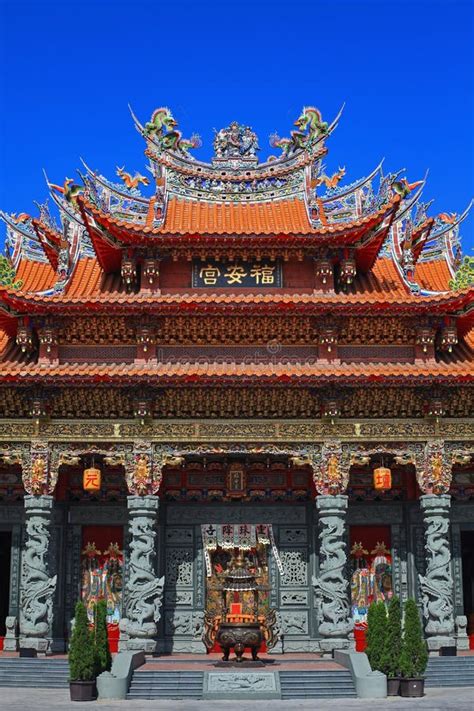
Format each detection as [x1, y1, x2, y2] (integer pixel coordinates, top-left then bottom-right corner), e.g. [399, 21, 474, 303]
[144, 107, 202, 156]
[270, 106, 329, 157]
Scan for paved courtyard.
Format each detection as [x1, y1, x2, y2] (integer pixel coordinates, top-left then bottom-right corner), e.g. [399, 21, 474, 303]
[1, 687, 474, 710]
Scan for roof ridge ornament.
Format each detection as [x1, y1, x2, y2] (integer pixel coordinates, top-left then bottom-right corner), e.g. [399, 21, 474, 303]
[212, 121, 260, 166]
[270, 105, 342, 158]
[140, 106, 202, 158]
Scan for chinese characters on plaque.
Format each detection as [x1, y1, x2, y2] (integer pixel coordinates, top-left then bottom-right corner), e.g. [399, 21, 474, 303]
[192, 259, 282, 288]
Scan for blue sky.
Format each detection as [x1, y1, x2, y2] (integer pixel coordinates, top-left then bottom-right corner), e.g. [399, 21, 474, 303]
[1, 0, 473, 252]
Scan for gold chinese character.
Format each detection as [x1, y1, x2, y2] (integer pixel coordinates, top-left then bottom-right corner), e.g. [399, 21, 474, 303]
[250, 264, 275, 285]
[224, 265, 247, 285]
[199, 264, 221, 285]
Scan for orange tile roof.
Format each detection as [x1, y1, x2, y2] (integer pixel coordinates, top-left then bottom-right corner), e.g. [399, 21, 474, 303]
[15, 259, 56, 292]
[415, 260, 452, 292]
[350, 257, 408, 296]
[82, 194, 401, 239]
[0, 359, 472, 383]
[162, 197, 313, 234]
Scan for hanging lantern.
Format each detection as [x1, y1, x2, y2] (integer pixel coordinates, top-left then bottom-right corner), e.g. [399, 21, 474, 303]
[83, 467, 101, 491]
[373, 466, 392, 490]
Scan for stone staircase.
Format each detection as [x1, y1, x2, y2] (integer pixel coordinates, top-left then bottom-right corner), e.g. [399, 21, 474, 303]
[127, 670, 204, 699]
[279, 669, 357, 699]
[426, 656, 474, 687]
[127, 667, 356, 700]
[0, 658, 69, 688]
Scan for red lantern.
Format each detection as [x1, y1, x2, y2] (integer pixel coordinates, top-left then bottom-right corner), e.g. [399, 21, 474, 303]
[83, 467, 101, 491]
[373, 466, 392, 490]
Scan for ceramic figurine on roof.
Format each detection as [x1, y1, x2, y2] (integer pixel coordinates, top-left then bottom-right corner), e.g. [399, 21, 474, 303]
[143, 107, 201, 157]
[270, 106, 330, 157]
[213, 122, 260, 164]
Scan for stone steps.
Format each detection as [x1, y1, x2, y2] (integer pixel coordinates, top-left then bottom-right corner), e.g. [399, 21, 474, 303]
[426, 657, 474, 687]
[127, 671, 204, 699]
[0, 659, 69, 688]
[279, 669, 357, 699]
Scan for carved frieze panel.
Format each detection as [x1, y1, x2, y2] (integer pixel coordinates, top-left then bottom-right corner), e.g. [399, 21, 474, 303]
[1, 418, 473, 443]
[68, 506, 127, 525]
[280, 590, 308, 606]
[165, 504, 306, 525]
[165, 528, 194, 544]
[279, 528, 308, 544]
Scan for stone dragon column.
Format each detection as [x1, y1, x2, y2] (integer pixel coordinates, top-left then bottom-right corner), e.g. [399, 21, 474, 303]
[297, 442, 353, 653]
[119, 441, 183, 652]
[416, 440, 456, 651]
[19, 441, 59, 653]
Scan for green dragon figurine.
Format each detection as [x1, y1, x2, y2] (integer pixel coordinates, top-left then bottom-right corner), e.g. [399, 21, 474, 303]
[270, 106, 329, 157]
[144, 107, 201, 156]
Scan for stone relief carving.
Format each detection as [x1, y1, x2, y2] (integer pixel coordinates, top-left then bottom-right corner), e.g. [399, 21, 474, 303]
[279, 528, 307, 544]
[165, 548, 194, 586]
[206, 672, 278, 692]
[120, 496, 164, 651]
[280, 591, 308, 606]
[280, 549, 308, 587]
[165, 504, 306, 525]
[164, 590, 193, 607]
[165, 611, 193, 636]
[312, 495, 353, 641]
[416, 440, 452, 495]
[3, 616, 18, 652]
[281, 611, 308, 635]
[19, 496, 57, 652]
[165, 528, 193, 544]
[419, 495, 455, 641]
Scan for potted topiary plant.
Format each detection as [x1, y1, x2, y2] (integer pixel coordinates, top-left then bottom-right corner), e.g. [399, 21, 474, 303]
[399, 598, 428, 697]
[380, 596, 402, 695]
[68, 601, 97, 701]
[365, 600, 387, 673]
[94, 599, 112, 676]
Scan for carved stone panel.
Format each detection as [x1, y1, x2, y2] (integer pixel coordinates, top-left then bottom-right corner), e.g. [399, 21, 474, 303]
[164, 590, 193, 607]
[166, 504, 306, 525]
[280, 590, 308, 607]
[279, 549, 308, 587]
[8, 525, 22, 617]
[165, 610, 193, 636]
[165, 528, 194, 544]
[279, 528, 308, 544]
[280, 611, 308, 635]
[165, 548, 194, 587]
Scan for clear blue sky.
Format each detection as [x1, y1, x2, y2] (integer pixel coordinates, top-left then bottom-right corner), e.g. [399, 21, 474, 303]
[1, 0, 473, 252]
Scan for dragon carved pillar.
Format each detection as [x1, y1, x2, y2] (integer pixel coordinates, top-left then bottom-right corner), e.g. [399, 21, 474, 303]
[19, 441, 59, 652]
[305, 442, 353, 653]
[417, 440, 455, 650]
[119, 442, 183, 652]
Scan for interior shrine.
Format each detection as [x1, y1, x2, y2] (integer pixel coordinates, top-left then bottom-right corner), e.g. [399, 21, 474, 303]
[0, 105, 473, 657]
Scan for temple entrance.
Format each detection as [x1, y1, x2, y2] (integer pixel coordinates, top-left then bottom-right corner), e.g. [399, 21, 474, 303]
[0, 532, 11, 637]
[461, 530, 474, 645]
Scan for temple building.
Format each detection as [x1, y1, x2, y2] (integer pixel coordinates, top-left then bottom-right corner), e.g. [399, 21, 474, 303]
[0, 105, 473, 656]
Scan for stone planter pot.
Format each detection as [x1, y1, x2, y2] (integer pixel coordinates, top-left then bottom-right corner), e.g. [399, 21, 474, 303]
[399, 678, 424, 697]
[387, 677, 401, 696]
[69, 680, 97, 702]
